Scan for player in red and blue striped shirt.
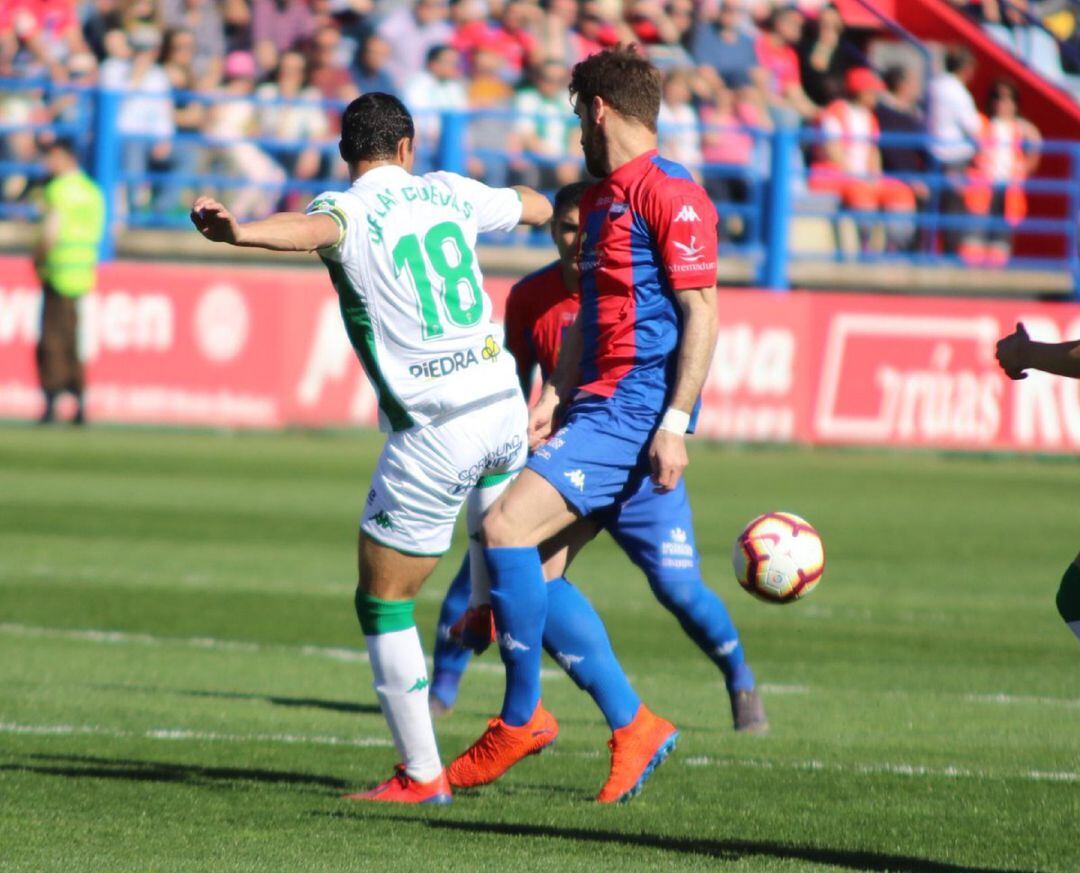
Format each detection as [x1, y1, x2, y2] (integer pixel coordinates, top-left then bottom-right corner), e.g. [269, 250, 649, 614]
[448, 47, 726, 804]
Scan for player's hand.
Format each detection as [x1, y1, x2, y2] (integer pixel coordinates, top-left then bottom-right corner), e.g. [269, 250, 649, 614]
[190, 196, 242, 245]
[649, 428, 688, 492]
[528, 385, 560, 450]
[995, 322, 1030, 380]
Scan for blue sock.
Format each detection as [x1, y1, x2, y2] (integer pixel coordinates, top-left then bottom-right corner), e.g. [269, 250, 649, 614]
[484, 546, 547, 726]
[649, 573, 755, 693]
[542, 576, 641, 731]
[431, 556, 473, 707]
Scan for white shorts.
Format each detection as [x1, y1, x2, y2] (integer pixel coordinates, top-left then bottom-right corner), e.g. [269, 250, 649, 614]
[360, 392, 528, 556]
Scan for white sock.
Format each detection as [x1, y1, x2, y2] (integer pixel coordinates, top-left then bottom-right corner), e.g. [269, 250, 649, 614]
[366, 626, 443, 782]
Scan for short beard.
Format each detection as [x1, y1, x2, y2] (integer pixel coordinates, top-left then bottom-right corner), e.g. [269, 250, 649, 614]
[583, 126, 608, 179]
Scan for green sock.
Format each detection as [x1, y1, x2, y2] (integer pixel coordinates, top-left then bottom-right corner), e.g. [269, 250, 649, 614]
[354, 589, 416, 635]
[1056, 563, 1080, 644]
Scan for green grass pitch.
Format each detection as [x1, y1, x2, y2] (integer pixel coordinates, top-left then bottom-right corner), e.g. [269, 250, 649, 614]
[1, 425, 1078, 872]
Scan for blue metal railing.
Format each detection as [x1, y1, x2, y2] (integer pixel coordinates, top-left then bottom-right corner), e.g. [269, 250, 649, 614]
[2, 80, 1078, 292]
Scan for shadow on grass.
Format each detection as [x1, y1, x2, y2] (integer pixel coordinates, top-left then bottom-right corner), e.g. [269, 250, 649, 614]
[95, 683, 382, 716]
[2, 753, 350, 792]
[319, 813, 1033, 873]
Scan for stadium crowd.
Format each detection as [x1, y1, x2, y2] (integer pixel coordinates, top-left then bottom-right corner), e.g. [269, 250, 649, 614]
[0, 0, 1066, 261]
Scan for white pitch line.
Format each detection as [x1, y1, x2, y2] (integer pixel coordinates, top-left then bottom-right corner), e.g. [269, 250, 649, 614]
[0, 721, 392, 749]
[964, 693, 1080, 709]
[681, 755, 1080, 784]
[0, 623, 563, 678]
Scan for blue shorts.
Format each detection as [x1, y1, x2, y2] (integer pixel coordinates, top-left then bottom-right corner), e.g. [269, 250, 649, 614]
[527, 393, 657, 518]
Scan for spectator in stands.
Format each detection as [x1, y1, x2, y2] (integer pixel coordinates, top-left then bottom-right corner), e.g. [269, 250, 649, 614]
[204, 50, 285, 219]
[961, 78, 1042, 265]
[454, 0, 542, 81]
[512, 58, 581, 190]
[158, 27, 207, 214]
[403, 45, 467, 166]
[159, 0, 225, 88]
[810, 66, 917, 251]
[0, 0, 86, 72]
[982, 0, 1080, 100]
[658, 68, 703, 173]
[928, 45, 982, 253]
[572, 1, 629, 62]
[256, 50, 329, 206]
[251, 0, 316, 74]
[875, 65, 929, 205]
[626, 0, 694, 69]
[377, 0, 454, 91]
[798, 3, 851, 108]
[352, 33, 396, 95]
[308, 24, 361, 104]
[700, 71, 770, 204]
[100, 25, 175, 216]
[690, 0, 759, 90]
[466, 45, 517, 187]
[82, 0, 123, 61]
[755, 5, 818, 122]
[222, 0, 253, 53]
[534, 0, 579, 68]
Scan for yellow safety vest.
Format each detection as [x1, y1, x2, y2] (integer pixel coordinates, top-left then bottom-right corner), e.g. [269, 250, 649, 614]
[41, 170, 106, 297]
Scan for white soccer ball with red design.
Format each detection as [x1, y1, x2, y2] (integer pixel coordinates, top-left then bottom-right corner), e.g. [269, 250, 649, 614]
[732, 512, 825, 604]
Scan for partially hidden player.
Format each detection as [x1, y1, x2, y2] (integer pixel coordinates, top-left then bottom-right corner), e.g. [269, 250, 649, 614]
[430, 182, 767, 745]
[996, 322, 1080, 645]
[191, 93, 553, 804]
[448, 46, 724, 802]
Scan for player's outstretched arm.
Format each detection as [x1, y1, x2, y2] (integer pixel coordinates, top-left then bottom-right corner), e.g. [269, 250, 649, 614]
[190, 197, 341, 253]
[649, 286, 718, 492]
[512, 186, 554, 227]
[996, 322, 1080, 380]
[528, 313, 583, 449]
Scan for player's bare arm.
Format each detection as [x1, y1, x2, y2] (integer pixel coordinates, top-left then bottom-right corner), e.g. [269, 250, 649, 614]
[190, 196, 341, 252]
[529, 313, 583, 449]
[996, 321, 1080, 380]
[649, 286, 718, 492]
[513, 186, 554, 226]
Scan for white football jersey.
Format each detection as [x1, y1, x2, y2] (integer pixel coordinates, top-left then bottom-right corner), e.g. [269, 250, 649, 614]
[307, 165, 523, 432]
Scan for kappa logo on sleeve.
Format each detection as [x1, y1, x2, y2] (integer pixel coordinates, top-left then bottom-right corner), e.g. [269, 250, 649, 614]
[674, 204, 701, 223]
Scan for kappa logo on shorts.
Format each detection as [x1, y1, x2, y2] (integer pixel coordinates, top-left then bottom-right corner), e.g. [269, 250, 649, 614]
[370, 510, 397, 532]
[564, 469, 586, 491]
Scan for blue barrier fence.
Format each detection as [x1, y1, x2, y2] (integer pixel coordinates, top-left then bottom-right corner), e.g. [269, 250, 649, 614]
[2, 79, 1079, 292]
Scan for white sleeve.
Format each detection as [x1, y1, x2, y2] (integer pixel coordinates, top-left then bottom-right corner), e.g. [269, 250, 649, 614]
[305, 191, 350, 262]
[820, 113, 842, 141]
[429, 172, 524, 234]
[956, 85, 982, 140]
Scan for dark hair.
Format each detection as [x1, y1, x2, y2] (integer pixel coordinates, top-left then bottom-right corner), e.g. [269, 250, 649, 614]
[553, 181, 590, 217]
[45, 137, 78, 157]
[882, 64, 909, 93]
[339, 93, 414, 163]
[426, 44, 454, 66]
[944, 45, 973, 74]
[569, 44, 661, 132]
[988, 77, 1020, 110]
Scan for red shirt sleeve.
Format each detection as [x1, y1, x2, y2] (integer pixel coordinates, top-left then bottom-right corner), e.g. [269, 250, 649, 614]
[503, 283, 538, 386]
[646, 178, 719, 291]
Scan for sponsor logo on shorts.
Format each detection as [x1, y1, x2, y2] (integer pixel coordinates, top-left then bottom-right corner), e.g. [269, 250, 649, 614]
[409, 336, 502, 381]
[448, 436, 524, 496]
[564, 469, 586, 491]
[370, 509, 397, 532]
[661, 526, 694, 569]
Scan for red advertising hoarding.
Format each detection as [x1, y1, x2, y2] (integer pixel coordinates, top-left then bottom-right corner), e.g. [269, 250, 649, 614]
[3, 256, 1080, 453]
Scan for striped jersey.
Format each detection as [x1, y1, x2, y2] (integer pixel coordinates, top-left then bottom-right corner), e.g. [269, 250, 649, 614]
[307, 165, 523, 432]
[576, 150, 718, 410]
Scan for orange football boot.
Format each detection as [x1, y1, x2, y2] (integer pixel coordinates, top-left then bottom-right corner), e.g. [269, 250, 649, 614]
[343, 765, 452, 805]
[447, 702, 559, 787]
[596, 705, 679, 804]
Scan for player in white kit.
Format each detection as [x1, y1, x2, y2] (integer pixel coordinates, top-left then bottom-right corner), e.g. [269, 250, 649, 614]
[191, 93, 552, 804]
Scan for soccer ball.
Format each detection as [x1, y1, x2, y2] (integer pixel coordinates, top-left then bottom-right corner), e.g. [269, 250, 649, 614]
[732, 512, 825, 604]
